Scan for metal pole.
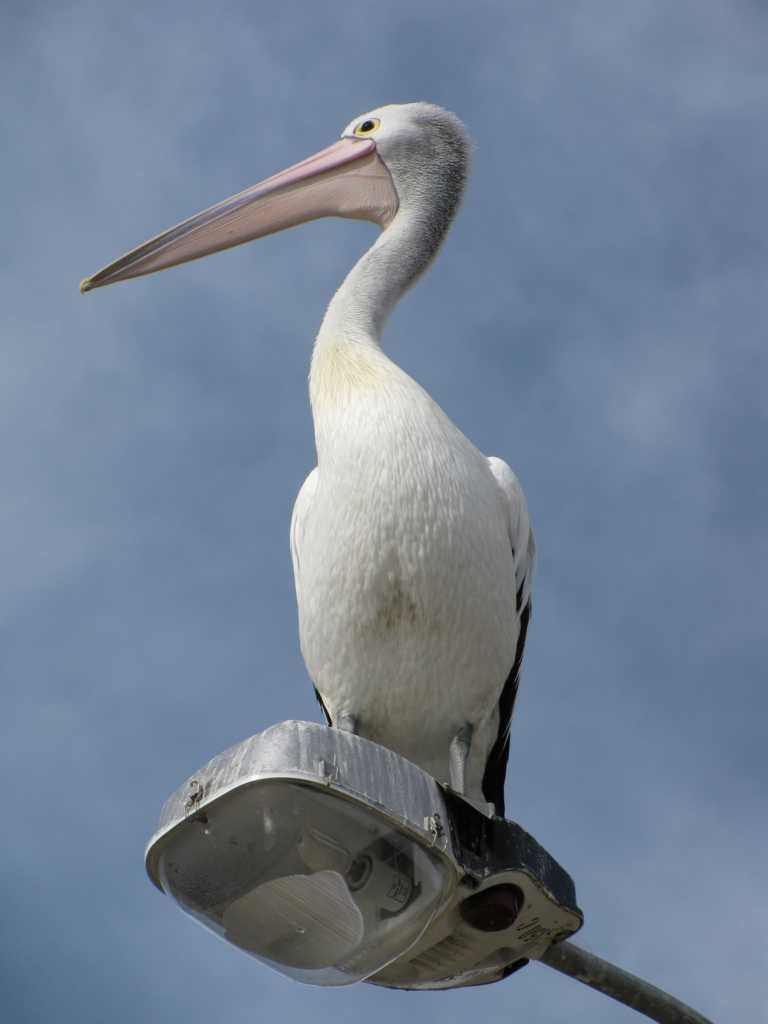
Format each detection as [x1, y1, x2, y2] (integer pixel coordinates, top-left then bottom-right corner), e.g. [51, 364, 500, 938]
[538, 940, 715, 1024]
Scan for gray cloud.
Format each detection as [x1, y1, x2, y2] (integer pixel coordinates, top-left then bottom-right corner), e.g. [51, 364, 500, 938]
[3, 1, 766, 1021]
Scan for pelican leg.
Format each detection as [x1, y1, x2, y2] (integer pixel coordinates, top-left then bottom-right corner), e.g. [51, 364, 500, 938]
[449, 722, 474, 794]
[336, 711, 359, 735]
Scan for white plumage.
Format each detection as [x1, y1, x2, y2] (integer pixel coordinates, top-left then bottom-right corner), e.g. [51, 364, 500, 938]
[81, 100, 535, 816]
[290, 104, 534, 815]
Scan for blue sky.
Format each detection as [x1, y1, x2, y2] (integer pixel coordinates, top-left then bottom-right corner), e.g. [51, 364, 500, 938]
[2, 1, 766, 1020]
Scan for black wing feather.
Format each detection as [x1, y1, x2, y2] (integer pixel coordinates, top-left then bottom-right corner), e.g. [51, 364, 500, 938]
[314, 686, 332, 725]
[481, 598, 531, 816]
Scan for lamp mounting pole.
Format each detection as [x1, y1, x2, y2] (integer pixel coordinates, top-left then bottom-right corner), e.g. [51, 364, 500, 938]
[539, 940, 715, 1024]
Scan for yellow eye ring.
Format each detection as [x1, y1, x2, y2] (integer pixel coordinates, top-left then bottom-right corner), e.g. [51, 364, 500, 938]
[353, 117, 380, 137]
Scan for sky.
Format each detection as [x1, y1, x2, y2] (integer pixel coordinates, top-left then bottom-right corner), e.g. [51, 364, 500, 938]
[2, 1, 766, 1021]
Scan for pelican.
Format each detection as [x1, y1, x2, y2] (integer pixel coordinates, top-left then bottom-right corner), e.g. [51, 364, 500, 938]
[81, 103, 534, 816]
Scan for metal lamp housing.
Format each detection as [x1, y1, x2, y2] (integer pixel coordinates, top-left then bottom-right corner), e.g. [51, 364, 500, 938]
[145, 721, 582, 989]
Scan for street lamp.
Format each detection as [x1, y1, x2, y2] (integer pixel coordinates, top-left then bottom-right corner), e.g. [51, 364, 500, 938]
[146, 720, 715, 1021]
[146, 720, 582, 989]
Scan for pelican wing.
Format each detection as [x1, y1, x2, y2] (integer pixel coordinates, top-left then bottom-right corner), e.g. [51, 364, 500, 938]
[482, 456, 535, 815]
[290, 468, 331, 723]
[290, 467, 319, 590]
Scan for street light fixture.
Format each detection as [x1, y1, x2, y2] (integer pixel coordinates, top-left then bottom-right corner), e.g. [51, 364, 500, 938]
[146, 720, 715, 1022]
[146, 720, 582, 989]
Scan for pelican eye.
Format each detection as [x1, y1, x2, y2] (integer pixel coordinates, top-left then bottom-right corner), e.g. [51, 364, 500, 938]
[354, 117, 380, 137]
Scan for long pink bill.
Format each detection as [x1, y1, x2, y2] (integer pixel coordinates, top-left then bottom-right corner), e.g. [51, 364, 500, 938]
[80, 137, 397, 293]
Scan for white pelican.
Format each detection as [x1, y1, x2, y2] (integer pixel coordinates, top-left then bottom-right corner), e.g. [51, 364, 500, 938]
[81, 103, 534, 816]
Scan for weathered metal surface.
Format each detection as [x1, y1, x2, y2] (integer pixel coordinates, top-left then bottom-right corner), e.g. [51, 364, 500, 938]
[539, 941, 715, 1024]
[371, 794, 583, 990]
[146, 720, 451, 889]
[145, 720, 583, 990]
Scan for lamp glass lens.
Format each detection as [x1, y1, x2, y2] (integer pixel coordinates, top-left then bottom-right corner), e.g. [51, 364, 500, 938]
[156, 781, 452, 985]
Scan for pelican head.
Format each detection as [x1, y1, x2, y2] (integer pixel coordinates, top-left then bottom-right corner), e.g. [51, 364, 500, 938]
[341, 102, 470, 219]
[79, 103, 470, 294]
